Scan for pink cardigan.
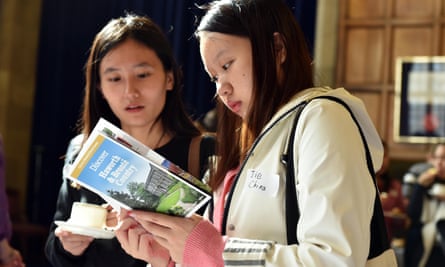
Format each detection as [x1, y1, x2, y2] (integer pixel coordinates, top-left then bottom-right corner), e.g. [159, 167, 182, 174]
[179, 168, 239, 267]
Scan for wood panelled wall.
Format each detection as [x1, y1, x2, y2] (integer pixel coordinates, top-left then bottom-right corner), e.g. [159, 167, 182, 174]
[336, 0, 445, 160]
[0, 0, 42, 213]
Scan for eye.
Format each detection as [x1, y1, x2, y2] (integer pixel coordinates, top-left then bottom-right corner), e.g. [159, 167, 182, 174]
[137, 72, 150, 78]
[222, 62, 231, 71]
[108, 76, 121, 82]
[210, 75, 218, 83]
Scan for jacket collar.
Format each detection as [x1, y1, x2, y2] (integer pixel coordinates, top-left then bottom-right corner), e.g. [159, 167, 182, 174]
[263, 87, 333, 133]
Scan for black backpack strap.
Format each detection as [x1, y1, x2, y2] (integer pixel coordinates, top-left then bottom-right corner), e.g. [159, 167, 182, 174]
[282, 100, 309, 245]
[283, 96, 390, 258]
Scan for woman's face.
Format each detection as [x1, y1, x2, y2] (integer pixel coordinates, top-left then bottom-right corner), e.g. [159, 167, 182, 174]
[199, 32, 253, 120]
[432, 144, 445, 179]
[99, 38, 173, 131]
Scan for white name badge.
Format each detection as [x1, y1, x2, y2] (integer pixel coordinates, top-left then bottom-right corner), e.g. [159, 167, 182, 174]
[245, 169, 279, 197]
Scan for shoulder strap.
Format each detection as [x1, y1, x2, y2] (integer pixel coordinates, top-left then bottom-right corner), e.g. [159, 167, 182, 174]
[283, 101, 309, 245]
[188, 135, 203, 178]
[284, 95, 390, 259]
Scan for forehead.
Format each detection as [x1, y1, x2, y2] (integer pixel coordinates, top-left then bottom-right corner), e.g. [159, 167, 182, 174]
[102, 39, 157, 63]
[199, 31, 251, 69]
[199, 32, 230, 57]
[200, 32, 250, 52]
[98, 39, 164, 75]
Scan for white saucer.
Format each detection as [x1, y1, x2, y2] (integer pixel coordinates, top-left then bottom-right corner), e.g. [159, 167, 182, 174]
[55, 220, 115, 239]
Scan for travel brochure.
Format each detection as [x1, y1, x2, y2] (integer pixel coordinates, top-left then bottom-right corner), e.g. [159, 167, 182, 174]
[66, 118, 212, 217]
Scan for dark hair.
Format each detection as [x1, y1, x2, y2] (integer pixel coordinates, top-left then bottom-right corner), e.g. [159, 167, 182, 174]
[195, 0, 314, 189]
[79, 13, 200, 139]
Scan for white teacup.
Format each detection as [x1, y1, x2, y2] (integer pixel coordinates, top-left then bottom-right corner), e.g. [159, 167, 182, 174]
[430, 183, 445, 198]
[68, 202, 107, 229]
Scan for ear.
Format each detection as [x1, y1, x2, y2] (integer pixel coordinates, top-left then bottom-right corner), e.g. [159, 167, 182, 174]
[97, 84, 105, 97]
[97, 84, 102, 92]
[166, 71, 174, 91]
[273, 32, 286, 64]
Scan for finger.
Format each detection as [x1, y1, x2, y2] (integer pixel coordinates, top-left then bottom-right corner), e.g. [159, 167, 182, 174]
[139, 233, 156, 253]
[106, 211, 118, 227]
[67, 233, 95, 242]
[118, 208, 132, 219]
[130, 210, 177, 225]
[107, 210, 118, 219]
[140, 233, 166, 256]
[133, 211, 202, 226]
[151, 232, 170, 249]
[55, 227, 68, 237]
[115, 228, 130, 249]
[60, 234, 94, 244]
[55, 226, 96, 241]
[63, 238, 91, 246]
[118, 225, 147, 255]
[136, 213, 202, 236]
[136, 220, 170, 240]
[134, 233, 152, 261]
[127, 225, 148, 250]
[116, 216, 138, 231]
[101, 202, 113, 210]
[59, 235, 93, 253]
[115, 218, 139, 248]
[55, 226, 86, 237]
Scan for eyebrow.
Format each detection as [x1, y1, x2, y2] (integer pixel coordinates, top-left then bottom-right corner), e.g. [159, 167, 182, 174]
[102, 62, 153, 74]
[214, 48, 229, 63]
[206, 49, 228, 75]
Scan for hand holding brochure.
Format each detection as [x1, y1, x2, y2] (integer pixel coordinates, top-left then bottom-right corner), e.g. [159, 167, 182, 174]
[67, 118, 212, 217]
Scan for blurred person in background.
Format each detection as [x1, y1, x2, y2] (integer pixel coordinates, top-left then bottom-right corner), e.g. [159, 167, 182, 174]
[402, 146, 434, 200]
[404, 143, 445, 267]
[0, 135, 25, 267]
[376, 140, 408, 246]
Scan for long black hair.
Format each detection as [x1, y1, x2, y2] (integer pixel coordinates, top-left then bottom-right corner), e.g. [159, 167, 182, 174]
[195, 0, 314, 189]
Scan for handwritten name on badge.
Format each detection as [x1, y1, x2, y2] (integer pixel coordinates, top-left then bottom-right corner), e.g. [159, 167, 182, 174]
[245, 169, 279, 197]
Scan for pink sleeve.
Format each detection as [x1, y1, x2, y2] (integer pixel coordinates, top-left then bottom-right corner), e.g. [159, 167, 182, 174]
[182, 220, 225, 267]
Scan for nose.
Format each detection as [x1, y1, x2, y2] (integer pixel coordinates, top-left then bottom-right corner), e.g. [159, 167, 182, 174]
[216, 81, 230, 97]
[124, 78, 140, 98]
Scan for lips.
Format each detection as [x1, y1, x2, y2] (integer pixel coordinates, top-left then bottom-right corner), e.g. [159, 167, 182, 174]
[227, 101, 241, 114]
[125, 105, 144, 112]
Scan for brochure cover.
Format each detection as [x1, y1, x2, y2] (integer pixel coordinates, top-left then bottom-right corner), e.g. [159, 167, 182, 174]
[67, 118, 212, 217]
